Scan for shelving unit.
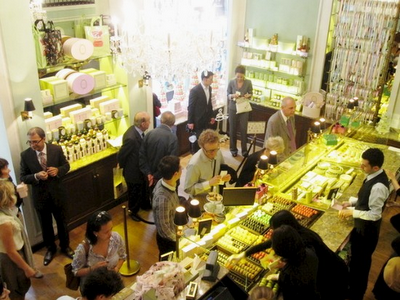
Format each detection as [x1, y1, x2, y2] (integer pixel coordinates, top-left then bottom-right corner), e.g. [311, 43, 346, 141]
[325, 0, 400, 124]
[238, 42, 308, 105]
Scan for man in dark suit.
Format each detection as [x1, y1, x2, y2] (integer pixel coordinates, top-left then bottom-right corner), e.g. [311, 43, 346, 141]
[20, 127, 73, 266]
[187, 70, 216, 152]
[264, 97, 297, 159]
[139, 111, 178, 191]
[118, 112, 151, 222]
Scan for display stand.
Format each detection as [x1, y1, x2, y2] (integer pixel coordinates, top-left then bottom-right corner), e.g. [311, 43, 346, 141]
[119, 205, 141, 276]
[236, 121, 266, 174]
[215, 108, 229, 141]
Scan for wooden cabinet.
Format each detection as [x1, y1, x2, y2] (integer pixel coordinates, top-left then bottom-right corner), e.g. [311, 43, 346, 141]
[63, 153, 121, 230]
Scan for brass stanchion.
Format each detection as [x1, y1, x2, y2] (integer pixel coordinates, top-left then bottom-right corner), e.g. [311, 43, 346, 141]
[119, 205, 141, 276]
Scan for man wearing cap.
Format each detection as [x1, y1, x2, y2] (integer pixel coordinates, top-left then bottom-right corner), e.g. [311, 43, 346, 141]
[187, 70, 216, 152]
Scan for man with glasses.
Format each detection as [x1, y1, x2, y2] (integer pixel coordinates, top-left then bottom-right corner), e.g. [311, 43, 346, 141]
[184, 129, 232, 206]
[20, 127, 73, 266]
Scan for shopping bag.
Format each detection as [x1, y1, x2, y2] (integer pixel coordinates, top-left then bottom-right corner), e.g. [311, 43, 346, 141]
[84, 16, 110, 57]
[43, 21, 64, 65]
[32, 19, 48, 69]
[64, 263, 80, 290]
[113, 166, 127, 199]
[235, 97, 252, 114]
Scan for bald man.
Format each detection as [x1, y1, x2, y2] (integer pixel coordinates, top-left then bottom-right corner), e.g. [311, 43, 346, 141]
[264, 97, 297, 159]
[118, 112, 151, 221]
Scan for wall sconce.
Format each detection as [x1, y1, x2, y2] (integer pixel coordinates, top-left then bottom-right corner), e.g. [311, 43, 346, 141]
[174, 206, 188, 259]
[21, 98, 36, 120]
[188, 199, 201, 233]
[143, 71, 151, 86]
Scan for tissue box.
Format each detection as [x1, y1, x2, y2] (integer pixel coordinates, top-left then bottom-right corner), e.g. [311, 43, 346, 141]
[323, 134, 338, 146]
[60, 103, 83, 117]
[81, 68, 107, 90]
[39, 77, 69, 102]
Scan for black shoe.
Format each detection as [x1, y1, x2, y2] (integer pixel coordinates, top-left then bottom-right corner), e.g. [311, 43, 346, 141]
[231, 152, 238, 157]
[61, 247, 74, 259]
[43, 249, 56, 266]
[242, 151, 248, 157]
[130, 214, 141, 222]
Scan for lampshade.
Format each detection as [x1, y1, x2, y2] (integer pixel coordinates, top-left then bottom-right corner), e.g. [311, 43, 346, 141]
[174, 206, 188, 226]
[319, 118, 326, 130]
[347, 99, 355, 109]
[269, 150, 278, 165]
[257, 155, 269, 170]
[24, 98, 36, 112]
[188, 199, 201, 218]
[353, 97, 359, 107]
[311, 121, 321, 134]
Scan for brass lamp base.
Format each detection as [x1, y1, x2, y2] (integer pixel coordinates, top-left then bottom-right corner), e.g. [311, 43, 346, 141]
[119, 259, 141, 276]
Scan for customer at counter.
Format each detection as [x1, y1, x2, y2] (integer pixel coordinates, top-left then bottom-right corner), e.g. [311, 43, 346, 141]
[184, 130, 231, 205]
[227, 65, 253, 157]
[339, 148, 390, 300]
[264, 97, 297, 159]
[152, 156, 182, 260]
[267, 225, 320, 300]
[236, 136, 284, 187]
[373, 236, 400, 299]
[226, 210, 348, 300]
[386, 169, 400, 233]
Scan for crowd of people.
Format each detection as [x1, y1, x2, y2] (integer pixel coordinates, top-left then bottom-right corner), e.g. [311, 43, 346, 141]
[0, 66, 399, 299]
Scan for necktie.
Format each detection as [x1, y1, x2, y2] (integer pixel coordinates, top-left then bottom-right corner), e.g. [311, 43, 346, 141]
[287, 119, 296, 152]
[39, 152, 47, 171]
[141, 133, 145, 139]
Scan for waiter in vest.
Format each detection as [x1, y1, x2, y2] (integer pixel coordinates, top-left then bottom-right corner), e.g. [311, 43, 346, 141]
[339, 148, 390, 300]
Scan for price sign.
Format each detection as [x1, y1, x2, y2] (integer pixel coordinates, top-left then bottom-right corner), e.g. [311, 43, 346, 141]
[247, 121, 266, 134]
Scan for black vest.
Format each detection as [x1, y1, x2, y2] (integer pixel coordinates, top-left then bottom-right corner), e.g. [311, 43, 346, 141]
[356, 171, 389, 211]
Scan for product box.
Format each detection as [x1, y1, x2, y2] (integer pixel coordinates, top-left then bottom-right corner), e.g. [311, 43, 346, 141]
[69, 107, 92, 124]
[43, 112, 53, 119]
[45, 115, 63, 132]
[80, 68, 107, 90]
[99, 98, 120, 115]
[39, 76, 69, 102]
[60, 103, 83, 117]
[89, 95, 110, 109]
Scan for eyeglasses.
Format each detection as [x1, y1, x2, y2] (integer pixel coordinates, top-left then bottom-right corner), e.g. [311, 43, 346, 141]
[203, 147, 220, 154]
[96, 211, 107, 220]
[26, 138, 43, 145]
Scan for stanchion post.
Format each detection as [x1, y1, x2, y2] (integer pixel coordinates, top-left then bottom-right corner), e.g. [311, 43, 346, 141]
[119, 205, 141, 276]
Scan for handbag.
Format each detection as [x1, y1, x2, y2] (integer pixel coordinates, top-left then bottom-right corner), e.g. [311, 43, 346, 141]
[235, 97, 252, 114]
[32, 19, 48, 69]
[64, 241, 89, 291]
[84, 16, 110, 57]
[64, 263, 80, 290]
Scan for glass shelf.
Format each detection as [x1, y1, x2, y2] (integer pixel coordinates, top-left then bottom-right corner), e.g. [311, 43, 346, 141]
[243, 63, 305, 77]
[43, 83, 127, 108]
[238, 41, 308, 58]
[38, 54, 112, 77]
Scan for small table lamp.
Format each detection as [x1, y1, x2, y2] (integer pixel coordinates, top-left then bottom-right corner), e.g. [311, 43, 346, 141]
[174, 206, 188, 259]
[188, 199, 201, 233]
[268, 150, 278, 166]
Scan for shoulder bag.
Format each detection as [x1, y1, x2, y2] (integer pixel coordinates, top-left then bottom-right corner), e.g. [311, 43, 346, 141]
[64, 241, 89, 290]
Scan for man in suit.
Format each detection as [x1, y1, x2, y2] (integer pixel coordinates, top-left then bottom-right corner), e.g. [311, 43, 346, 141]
[187, 70, 216, 152]
[20, 127, 73, 266]
[118, 112, 151, 222]
[264, 97, 297, 159]
[139, 111, 178, 200]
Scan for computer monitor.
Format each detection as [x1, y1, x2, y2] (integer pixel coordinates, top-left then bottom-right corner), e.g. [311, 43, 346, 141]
[222, 187, 257, 206]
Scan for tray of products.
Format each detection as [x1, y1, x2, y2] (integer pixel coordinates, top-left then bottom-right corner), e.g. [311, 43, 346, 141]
[262, 195, 295, 215]
[258, 271, 280, 293]
[227, 259, 266, 292]
[227, 226, 260, 245]
[216, 235, 251, 254]
[240, 210, 272, 234]
[290, 204, 322, 227]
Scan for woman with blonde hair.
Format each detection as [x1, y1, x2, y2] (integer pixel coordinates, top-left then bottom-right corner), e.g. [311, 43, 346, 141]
[0, 180, 41, 300]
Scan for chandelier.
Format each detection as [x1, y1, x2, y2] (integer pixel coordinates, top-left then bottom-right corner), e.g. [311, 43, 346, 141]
[111, 0, 226, 82]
